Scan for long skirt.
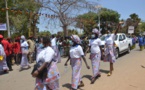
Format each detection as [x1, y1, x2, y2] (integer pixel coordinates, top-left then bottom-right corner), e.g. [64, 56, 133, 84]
[35, 79, 59, 90]
[0, 56, 9, 71]
[20, 54, 29, 68]
[104, 44, 116, 63]
[90, 53, 101, 77]
[52, 46, 61, 63]
[71, 58, 82, 89]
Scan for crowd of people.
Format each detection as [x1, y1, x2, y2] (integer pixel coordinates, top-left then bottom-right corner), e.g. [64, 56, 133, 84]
[0, 23, 144, 90]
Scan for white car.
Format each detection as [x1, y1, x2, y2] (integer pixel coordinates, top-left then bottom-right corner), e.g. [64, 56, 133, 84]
[100, 33, 133, 58]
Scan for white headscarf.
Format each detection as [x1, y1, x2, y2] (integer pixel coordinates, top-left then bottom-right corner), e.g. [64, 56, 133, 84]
[71, 35, 81, 44]
[92, 28, 99, 35]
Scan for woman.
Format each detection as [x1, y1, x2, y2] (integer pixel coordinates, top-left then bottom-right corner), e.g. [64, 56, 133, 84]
[104, 24, 121, 76]
[19, 35, 31, 71]
[33, 36, 60, 90]
[85, 28, 102, 84]
[65, 35, 90, 90]
[0, 42, 9, 73]
[51, 35, 61, 63]
[138, 35, 144, 51]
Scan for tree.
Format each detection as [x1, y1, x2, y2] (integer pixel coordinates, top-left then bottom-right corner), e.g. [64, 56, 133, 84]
[38, 30, 51, 36]
[140, 22, 145, 32]
[76, 8, 120, 35]
[39, 0, 98, 36]
[125, 13, 141, 34]
[76, 12, 97, 35]
[0, 0, 41, 38]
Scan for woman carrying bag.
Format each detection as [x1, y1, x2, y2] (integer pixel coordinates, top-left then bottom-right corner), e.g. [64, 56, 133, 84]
[32, 36, 60, 90]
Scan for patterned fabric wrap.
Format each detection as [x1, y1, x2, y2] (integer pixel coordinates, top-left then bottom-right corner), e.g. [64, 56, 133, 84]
[71, 35, 81, 44]
[45, 62, 60, 90]
[71, 58, 82, 89]
[90, 53, 101, 77]
[104, 44, 116, 63]
[35, 79, 59, 90]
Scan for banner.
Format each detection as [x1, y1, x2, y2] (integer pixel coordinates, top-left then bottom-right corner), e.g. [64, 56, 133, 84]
[0, 24, 7, 31]
[128, 26, 134, 34]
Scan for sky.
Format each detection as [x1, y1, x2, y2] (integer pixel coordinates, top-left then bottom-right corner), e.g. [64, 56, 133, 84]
[98, 0, 145, 20]
[38, 0, 145, 33]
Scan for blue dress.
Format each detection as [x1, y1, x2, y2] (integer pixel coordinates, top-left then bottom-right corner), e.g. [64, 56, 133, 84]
[138, 37, 144, 46]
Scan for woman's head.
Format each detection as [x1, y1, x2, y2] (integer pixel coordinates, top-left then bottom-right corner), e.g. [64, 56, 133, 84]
[42, 36, 51, 47]
[91, 28, 99, 39]
[70, 35, 81, 46]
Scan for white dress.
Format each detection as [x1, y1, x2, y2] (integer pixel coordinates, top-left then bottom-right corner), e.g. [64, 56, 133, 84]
[20, 41, 30, 68]
[0, 44, 9, 72]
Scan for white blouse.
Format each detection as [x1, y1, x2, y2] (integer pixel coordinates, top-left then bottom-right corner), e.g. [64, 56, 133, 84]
[89, 38, 101, 53]
[69, 45, 84, 58]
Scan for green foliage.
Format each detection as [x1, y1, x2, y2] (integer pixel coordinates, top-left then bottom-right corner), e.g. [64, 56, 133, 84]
[76, 8, 120, 35]
[0, 0, 41, 38]
[124, 13, 141, 34]
[140, 22, 145, 32]
[38, 30, 51, 37]
[76, 12, 98, 35]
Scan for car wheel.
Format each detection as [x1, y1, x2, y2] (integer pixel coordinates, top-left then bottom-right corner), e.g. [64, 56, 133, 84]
[115, 48, 119, 59]
[127, 45, 131, 53]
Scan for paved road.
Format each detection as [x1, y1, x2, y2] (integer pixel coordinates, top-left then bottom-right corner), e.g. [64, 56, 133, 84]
[0, 46, 145, 90]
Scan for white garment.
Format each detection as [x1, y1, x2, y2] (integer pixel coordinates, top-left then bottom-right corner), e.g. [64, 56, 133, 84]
[20, 41, 29, 68]
[21, 41, 29, 54]
[89, 38, 101, 53]
[51, 38, 56, 47]
[106, 34, 116, 45]
[0, 44, 8, 71]
[69, 45, 84, 58]
[37, 46, 55, 63]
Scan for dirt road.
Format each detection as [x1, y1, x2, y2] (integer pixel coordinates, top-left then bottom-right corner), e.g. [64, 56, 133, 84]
[0, 46, 145, 90]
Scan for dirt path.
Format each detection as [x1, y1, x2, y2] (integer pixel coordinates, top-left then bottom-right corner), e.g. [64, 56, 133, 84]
[0, 46, 145, 90]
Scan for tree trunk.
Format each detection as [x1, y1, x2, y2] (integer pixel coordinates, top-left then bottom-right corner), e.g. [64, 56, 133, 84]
[63, 25, 68, 37]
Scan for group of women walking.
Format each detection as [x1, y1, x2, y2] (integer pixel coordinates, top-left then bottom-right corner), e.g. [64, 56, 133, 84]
[31, 23, 121, 90]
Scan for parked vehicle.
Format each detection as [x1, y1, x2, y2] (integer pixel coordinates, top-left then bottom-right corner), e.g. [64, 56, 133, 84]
[100, 33, 133, 59]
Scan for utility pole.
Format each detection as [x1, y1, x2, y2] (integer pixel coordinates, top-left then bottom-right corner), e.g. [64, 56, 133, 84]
[4, 0, 10, 37]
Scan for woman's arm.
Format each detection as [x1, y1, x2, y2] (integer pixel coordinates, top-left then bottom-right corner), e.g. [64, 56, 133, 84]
[114, 24, 121, 35]
[32, 62, 48, 77]
[82, 56, 90, 69]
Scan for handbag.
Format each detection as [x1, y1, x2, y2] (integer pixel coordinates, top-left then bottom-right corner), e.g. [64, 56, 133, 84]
[31, 59, 55, 80]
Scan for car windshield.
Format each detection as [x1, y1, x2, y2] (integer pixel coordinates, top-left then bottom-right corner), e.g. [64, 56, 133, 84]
[100, 34, 118, 41]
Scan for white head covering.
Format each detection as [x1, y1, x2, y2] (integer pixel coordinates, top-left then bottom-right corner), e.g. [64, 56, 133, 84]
[71, 35, 81, 44]
[92, 28, 99, 34]
[21, 35, 26, 40]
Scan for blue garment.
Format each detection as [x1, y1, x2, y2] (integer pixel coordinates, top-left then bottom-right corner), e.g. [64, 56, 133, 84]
[143, 37, 145, 45]
[138, 37, 144, 46]
[132, 38, 136, 45]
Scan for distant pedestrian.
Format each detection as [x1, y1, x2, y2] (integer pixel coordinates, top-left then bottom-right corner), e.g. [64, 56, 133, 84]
[0, 35, 13, 71]
[138, 35, 144, 51]
[0, 41, 9, 73]
[19, 35, 31, 71]
[51, 35, 61, 63]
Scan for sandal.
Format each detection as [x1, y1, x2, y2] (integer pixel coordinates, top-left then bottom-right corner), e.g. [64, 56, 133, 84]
[91, 77, 95, 84]
[78, 81, 84, 88]
[107, 72, 112, 76]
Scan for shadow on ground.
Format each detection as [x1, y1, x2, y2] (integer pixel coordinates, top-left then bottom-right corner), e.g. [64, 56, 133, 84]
[141, 65, 145, 68]
[82, 75, 92, 81]
[62, 83, 71, 89]
[100, 69, 110, 74]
